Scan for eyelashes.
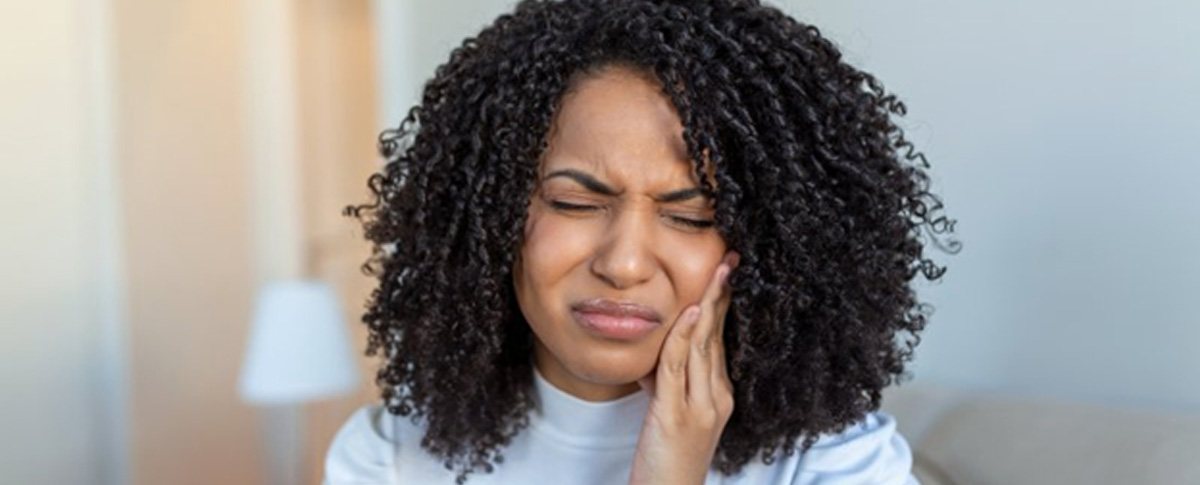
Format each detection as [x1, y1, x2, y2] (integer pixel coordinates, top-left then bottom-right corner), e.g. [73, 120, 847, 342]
[549, 200, 716, 229]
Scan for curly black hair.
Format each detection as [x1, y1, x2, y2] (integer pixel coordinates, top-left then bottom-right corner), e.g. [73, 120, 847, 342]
[344, 0, 960, 482]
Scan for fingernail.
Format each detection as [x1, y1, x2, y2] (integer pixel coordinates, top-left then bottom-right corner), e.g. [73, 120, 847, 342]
[686, 306, 701, 324]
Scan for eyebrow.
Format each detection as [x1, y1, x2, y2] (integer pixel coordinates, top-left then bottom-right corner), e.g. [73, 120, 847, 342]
[543, 168, 711, 203]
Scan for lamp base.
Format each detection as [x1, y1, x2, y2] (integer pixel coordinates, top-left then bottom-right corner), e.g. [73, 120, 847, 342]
[258, 403, 307, 485]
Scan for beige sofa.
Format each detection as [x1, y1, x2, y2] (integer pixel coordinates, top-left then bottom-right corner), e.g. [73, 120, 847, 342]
[880, 383, 1200, 484]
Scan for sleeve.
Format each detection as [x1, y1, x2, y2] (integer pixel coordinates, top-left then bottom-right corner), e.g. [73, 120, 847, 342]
[790, 411, 920, 485]
[322, 405, 400, 485]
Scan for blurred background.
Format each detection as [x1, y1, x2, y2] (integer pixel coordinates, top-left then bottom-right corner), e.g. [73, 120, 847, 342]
[2, 0, 1196, 484]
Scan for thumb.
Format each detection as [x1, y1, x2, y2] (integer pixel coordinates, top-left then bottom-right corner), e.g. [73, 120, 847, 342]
[637, 373, 656, 397]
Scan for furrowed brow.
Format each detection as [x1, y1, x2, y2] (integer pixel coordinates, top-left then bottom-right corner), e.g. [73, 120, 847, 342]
[543, 168, 712, 202]
[543, 169, 621, 196]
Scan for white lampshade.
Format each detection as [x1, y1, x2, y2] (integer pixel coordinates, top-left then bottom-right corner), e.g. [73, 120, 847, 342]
[239, 279, 361, 405]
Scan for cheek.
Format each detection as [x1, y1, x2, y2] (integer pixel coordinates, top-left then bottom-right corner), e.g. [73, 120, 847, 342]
[523, 210, 586, 274]
[515, 208, 592, 309]
[669, 237, 727, 307]
[519, 204, 728, 316]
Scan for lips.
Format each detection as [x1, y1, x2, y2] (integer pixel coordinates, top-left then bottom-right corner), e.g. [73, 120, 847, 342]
[571, 298, 662, 322]
[570, 298, 663, 340]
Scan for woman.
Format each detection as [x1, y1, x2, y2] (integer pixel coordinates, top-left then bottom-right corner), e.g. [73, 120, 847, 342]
[327, 0, 958, 483]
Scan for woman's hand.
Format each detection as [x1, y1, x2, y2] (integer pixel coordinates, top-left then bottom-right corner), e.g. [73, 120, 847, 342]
[628, 251, 740, 485]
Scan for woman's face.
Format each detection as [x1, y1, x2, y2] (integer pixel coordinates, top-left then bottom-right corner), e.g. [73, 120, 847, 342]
[513, 65, 729, 402]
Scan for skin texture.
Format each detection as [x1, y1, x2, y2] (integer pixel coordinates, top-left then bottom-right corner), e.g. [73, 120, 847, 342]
[344, 1, 960, 483]
[514, 66, 728, 403]
[628, 252, 740, 485]
[513, 66, 740, 482]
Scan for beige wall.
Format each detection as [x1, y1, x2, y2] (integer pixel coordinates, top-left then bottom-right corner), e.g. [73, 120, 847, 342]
[115, 0, 380, 483]
[112, 0, 265, 483]
[3, 1, 380, 483]
[294, 0, 382, 482]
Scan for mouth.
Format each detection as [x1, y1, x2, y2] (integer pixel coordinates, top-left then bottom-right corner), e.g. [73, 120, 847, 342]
[570, 298, 663, 341]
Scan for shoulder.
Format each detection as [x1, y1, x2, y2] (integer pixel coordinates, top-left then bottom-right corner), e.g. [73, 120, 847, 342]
[323, 405, 404, 485]
[717, 411, 918, 485]
[789, 410, 919, 485]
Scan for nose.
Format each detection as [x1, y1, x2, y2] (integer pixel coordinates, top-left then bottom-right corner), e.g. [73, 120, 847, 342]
[590, 206, 656, 289]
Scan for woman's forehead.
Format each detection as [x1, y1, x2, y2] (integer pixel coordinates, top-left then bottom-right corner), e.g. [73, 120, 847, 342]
[539, 66, 708, 191]
[552, 70, 686, 156]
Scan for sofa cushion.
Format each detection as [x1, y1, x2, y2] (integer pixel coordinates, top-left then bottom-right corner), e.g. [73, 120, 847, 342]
[912, 447, 957, 485]
[916, 395, 1200, 485]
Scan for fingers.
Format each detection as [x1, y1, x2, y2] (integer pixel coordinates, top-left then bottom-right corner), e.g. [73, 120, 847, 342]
[694, 251, 737, 371]
[652, 250, 741, 415]
[655, 305, 700, 412]
[694, 259, 731, 348]
[687, 262, 727, 407]
[712, 253, 737, 398]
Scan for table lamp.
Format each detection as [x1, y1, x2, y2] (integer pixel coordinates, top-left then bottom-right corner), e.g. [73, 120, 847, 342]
[239, 279, 361, 484]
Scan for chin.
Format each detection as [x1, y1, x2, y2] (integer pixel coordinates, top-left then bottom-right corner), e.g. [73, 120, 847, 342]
[561, 344, 658, 385]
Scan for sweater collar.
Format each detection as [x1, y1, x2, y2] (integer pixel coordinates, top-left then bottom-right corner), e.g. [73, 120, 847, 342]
[529, 364, 649, 449]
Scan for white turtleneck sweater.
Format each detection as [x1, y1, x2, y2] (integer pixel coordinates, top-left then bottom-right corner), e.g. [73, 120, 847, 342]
[323, 365, 919, 484]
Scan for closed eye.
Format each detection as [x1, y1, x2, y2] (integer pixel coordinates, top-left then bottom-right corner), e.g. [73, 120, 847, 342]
[549, 200, 600, 212]
[549, 200, 715, 229]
